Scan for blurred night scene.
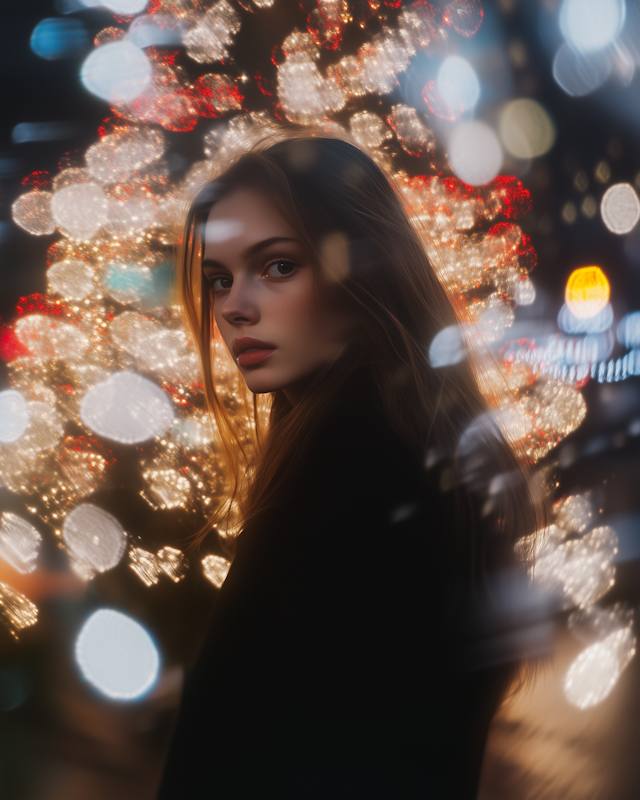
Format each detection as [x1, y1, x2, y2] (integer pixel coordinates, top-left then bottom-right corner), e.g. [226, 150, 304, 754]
[3, 0, 640, 797]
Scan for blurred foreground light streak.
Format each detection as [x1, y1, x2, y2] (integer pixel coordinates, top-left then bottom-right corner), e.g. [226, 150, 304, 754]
[129, 546, 188, 586]
[202, 554, 231, 588]
[0, 583, 38, 638]
[600, 183, 640, 234]
[617, 312, 640, 348]
[30, 17, 88, 60]
[75, 609, 159, 700]
[564, 627, 636, 708]
[0, 513, 41, 575]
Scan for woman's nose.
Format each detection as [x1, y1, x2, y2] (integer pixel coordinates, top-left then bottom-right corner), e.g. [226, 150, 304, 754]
[219, 279, 260, 326]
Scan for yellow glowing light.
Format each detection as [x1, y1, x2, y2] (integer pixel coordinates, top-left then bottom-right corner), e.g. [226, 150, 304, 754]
[565, 266, 610, 319]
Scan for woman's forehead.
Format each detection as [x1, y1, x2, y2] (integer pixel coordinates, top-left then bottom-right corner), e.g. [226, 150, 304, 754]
[203, 188, 298, 257]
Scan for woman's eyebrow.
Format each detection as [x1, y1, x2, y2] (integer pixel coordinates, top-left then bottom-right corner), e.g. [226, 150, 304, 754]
[202, 237, 300, 271]
[241, 236, 300, 259]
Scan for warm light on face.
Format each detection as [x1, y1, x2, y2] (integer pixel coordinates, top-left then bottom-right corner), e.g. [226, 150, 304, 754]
[203, 189, 351, 398]
[565, 266, 610, 319]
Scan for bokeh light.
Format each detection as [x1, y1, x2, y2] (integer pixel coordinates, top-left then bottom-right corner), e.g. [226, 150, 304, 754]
[552, 43, 611, 97]
[81, 0, 148, 12]
[560, 0, 626, 54]
[80, 372, 174, 444]
[428, 325, 466, 368]
[0, 513, 41, 574]
[565, 266, 610, 319]
[564, 627, 636, 709]
[600, 183, 640, 234]
[448, 121, 503, 186]
[80, 41, 151, 104]
[499, 99, 556, 159]
[558, 302, 613, 334]
[75, 609, 159, 700]
[30, 18, 88, 60]
[63, 503, 127, 577]
[617, 312, 640, 348]
[436, 56, 480, 114]
[0, 390, 29, 444]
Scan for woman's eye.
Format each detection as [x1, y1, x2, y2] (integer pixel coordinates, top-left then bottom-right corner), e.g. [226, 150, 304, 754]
[265, 260, 296, 278]
[205, 274, 232, 292]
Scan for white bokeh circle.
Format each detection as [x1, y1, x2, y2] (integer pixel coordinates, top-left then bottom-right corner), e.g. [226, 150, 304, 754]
[75, 608, 159, 700]
[0, 390, 29, 444]
[448, 122, 503, 186]
[80, 372, 174, 444]
[601, 183, 640, 235]
[63, 503, 127, 573]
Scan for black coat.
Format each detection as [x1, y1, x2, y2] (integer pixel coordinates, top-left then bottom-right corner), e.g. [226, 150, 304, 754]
[158, 381, 511, 799]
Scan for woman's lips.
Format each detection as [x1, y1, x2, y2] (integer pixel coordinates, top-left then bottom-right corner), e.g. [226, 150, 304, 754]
[237, 348, 276, 367]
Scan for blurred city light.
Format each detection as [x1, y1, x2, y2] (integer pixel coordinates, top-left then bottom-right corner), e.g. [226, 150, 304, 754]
[63, 504, 127, 578]
[565, 266, 610, 319]
[499, 99, 556, 160]
[515, 277, 536, 306]
[79, 372, 175, 444]
[80, 41, 151, 104]
[617, 312, 640, 348]
[448, 121, 503, 186]
[436, 56, 480, 114]
[558, 302, 613, 335]
[428, 325, 466, 367]
[30, 17, 88, 60]
[80, 0, 148, 12]
[564, 626, 636, 708]
[552, 43, 611, 96]
[601, 183, 640, 234]
[12, 122, 79, 144]
[0, 389, 29, 443]
[559, 0, 626, 54]
[128, 14, 184, 48]
[0, 513, 41, 574]
[75, 609, 159, 700]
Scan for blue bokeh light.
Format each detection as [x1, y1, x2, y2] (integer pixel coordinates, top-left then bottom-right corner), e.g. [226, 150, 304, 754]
[437, 56, 481, 113]
[80, 41, 151, 104]
[30, 18, 88, 61]
[560, 0, 626, 54]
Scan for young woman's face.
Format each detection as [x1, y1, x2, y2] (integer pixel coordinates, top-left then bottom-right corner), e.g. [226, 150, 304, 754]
[203, 188, 351, 398]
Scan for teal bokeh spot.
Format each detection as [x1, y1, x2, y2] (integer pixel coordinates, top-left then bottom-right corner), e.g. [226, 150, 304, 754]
[103, 261, 175, 306]
[150, 261, 176, 305]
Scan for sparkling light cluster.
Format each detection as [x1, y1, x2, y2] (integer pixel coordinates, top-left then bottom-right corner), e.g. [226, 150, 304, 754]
[3, 0, 595, 692]
[516, 494, 634, 708]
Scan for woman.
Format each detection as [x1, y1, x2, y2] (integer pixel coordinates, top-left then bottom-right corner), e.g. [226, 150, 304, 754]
[158, 132, 541, 799]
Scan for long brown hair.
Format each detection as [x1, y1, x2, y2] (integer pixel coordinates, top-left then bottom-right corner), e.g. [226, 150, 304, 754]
[178, 129, 543, 570]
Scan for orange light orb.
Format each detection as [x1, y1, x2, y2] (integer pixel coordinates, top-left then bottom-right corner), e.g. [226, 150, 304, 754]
[565, 266, 610, 319]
